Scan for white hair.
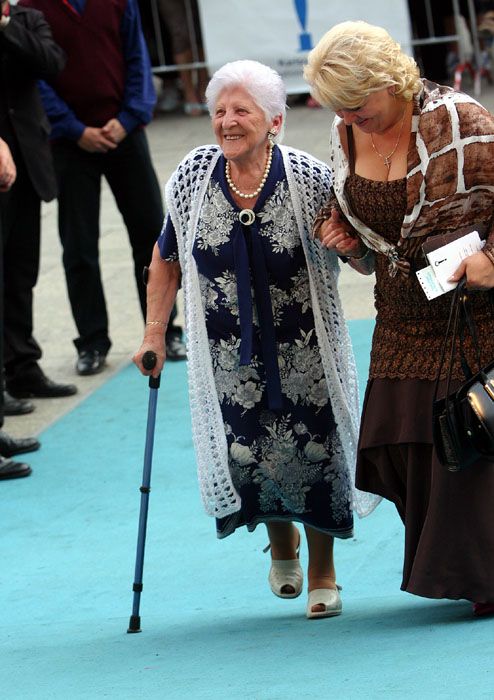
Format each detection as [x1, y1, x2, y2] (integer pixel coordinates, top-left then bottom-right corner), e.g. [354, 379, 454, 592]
[205, 60, 286, 143]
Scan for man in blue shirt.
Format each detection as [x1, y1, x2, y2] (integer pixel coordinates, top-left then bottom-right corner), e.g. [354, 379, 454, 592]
[20, 0, 185, 375]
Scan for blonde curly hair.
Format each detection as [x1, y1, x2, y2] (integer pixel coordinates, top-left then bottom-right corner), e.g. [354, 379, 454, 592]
[304, 21, 421, 111]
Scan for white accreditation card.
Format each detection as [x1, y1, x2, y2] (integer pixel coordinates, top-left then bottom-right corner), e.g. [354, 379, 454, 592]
[416, 230, 485, 299]
[416, 265, 446, 300]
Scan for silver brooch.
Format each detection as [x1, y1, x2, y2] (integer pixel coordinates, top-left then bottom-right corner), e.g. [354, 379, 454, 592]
[238, 209, 256, 225]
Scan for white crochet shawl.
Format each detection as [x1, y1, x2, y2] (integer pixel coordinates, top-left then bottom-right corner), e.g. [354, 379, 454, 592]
[165, 144, 378, 518]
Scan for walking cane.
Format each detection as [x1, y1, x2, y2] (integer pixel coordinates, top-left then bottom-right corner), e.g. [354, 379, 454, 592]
[127, 349, 160, 633]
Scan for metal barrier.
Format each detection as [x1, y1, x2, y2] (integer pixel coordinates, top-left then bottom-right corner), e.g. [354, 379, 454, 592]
[148, 0, 207, 74]
[410, 0, 484, 95]
[147, 0, 485, 95]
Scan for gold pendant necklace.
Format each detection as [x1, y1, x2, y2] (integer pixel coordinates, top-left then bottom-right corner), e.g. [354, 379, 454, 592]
[225, 143, 273, 199]
[370, 108, 407, 176]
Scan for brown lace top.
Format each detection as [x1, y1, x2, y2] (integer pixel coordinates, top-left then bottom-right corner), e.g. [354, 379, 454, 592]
[345, 173, 494, 380]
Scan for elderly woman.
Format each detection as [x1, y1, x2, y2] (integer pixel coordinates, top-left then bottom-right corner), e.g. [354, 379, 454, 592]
[304, 21, 494, 617]
[133, 60, 368, 619]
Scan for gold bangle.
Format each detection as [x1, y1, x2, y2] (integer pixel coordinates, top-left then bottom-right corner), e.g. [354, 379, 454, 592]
[352, 247, 372, 261]
[146, 320, 167, 326]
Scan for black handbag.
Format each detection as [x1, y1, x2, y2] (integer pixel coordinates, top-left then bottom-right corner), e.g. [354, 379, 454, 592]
[432, 280, 494, 472]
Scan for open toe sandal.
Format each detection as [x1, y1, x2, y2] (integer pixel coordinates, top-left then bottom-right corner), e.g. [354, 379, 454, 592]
[264, 532, 303, 599]
[306, 585, 342, 619]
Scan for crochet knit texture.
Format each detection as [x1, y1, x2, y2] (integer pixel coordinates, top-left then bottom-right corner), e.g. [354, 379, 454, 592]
[165, 144, 377, 518]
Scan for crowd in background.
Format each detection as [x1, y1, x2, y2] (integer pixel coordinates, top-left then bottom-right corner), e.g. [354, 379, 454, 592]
[142, 0, 494, 115]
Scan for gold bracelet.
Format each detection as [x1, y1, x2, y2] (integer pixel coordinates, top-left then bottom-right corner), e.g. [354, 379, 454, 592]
[352, 247, 372, 261]
[146, 320, 167, 326]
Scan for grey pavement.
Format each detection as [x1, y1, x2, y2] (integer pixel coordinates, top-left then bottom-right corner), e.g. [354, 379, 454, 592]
[5, 79, 494, 440]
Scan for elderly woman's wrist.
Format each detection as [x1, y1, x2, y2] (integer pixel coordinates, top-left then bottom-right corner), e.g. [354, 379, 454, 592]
[144, 320, 168, 337]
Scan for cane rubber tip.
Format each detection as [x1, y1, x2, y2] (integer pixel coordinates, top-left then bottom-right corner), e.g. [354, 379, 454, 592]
[127, 615, 142, 633]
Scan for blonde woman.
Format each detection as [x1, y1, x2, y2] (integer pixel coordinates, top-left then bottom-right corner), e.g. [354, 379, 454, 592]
[305, 21, 494, 617]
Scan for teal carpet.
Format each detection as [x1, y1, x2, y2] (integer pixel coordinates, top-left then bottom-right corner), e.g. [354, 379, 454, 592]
[2, 319, 493, 699]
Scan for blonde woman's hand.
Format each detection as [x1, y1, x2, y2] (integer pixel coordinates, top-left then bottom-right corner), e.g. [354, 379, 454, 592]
[317, 209, 364, 257]
[449, 251, 494, 290]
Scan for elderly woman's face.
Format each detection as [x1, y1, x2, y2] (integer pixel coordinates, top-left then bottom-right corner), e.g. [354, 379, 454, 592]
[335, 87, 398, 134]
[212, 86, 276, 163]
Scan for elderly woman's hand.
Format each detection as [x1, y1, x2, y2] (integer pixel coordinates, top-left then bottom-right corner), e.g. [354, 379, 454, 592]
[133, 334, 166, 379]
[317, 209, 365, 257]
[449, 250, 494, 290]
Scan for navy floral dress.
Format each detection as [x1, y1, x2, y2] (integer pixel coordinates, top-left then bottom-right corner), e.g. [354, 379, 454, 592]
[159, 147, 353, 539]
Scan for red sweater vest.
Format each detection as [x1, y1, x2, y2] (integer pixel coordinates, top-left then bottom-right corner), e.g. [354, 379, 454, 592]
[21, 0, 127, 126]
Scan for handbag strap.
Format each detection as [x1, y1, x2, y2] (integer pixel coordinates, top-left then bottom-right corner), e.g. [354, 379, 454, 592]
[458, 283, 494, 375]
[435, 280, 494, 404]
[433, 279, 465, 404]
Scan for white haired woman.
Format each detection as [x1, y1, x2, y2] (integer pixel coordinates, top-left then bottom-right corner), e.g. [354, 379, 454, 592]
[304, 21, 494, 617]
[133, 59, 369, 619]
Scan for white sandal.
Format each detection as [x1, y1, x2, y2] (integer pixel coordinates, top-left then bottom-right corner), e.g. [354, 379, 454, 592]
[306, 585, 342, 619]
[264, 533, 303, 599]
[268, 558, 303, 599]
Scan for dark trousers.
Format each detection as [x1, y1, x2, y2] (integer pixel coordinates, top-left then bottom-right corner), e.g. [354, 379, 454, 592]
[0, 191, 4, 427]
[1, 161, 43, 384]
[53, 129, 164, 354]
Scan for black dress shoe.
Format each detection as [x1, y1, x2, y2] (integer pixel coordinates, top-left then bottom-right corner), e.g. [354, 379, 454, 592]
[165, 336, 186, 361]
[0, 430, 40, 457]
[3, 390, 35, 416]
[7, 373, 78, 399]
[76, 350, 107, 376]
[0, 455, 32, 480]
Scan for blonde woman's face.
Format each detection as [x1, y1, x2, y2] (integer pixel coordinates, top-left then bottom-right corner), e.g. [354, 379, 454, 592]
[335, 88, 398, 134]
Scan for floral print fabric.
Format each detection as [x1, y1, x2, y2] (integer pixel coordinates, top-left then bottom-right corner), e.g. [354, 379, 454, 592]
[159, 151, 353, 538]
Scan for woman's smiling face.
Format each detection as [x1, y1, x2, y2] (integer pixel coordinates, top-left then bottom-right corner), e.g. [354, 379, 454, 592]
[212, 86, 280, 164]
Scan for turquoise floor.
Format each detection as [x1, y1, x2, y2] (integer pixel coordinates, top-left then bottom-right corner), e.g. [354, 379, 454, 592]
[2, 319, 493, 699]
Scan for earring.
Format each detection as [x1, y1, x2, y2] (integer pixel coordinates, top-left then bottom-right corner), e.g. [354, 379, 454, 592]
[268, 130, 276, 144]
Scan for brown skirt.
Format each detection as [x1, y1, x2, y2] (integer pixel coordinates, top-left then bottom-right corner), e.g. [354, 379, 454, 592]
[356, 378, 494, 603]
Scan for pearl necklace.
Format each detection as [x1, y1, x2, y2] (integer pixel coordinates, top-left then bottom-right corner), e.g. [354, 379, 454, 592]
[370, 108, 407, 177]
[225, 143, 273, 198]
